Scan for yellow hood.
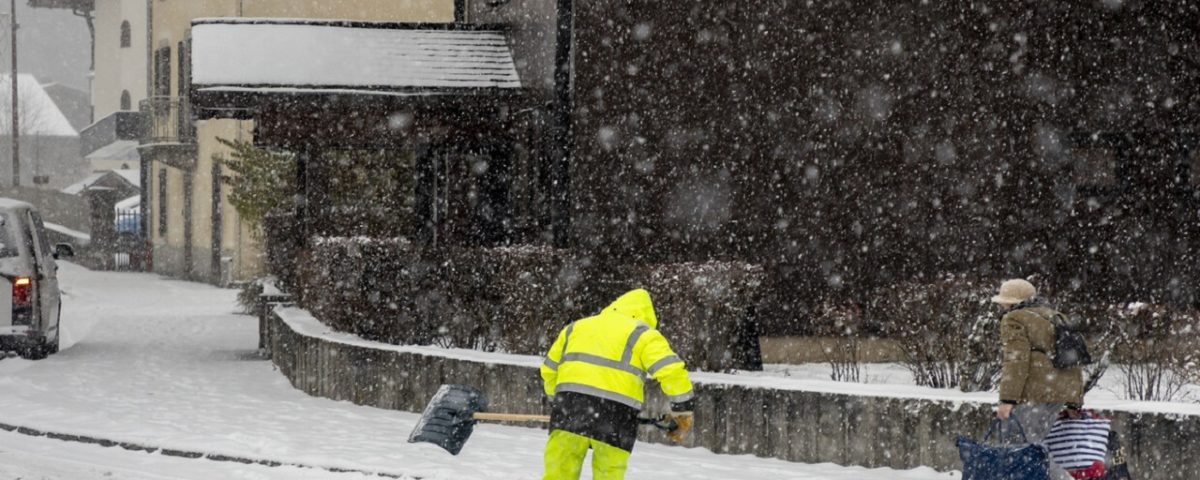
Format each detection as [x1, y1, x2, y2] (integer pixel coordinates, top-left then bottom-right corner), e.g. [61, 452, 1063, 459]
[605, 289, 658, 329]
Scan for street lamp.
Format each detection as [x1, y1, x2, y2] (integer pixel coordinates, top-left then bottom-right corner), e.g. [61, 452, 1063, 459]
[0, 2, 16, 188]
[7, 0, 16, 188]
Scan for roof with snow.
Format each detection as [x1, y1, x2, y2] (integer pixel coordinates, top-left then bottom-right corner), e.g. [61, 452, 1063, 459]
[60, 169, 140, 195]
[0, 198, 35, 211]
[85, 140, 141, 164]
[115, 195, 140, 212]
[0, 74, 78, 137]
[113, 168, 140, 186]
[190, 19, 522, 96]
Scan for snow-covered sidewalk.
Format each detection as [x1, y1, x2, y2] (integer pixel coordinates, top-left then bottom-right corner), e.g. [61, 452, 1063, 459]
[0, 263, 959, 479]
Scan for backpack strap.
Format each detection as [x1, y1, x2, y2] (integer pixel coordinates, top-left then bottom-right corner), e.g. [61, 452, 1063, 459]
[1024, 309, 1058, 356]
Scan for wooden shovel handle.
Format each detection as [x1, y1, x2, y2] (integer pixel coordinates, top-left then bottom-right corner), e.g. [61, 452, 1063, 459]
[472, 412, 551, 423]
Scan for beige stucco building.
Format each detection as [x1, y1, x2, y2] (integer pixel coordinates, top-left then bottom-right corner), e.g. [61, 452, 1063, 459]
[142, 0, 454, 284]
[92, 0, 147, 119]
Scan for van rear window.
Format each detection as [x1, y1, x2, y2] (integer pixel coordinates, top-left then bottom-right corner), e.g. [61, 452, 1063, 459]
[0, 214, 17, 257]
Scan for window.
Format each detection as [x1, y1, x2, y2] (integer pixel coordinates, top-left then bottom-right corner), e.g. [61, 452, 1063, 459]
[158, 169, 168, 237]
[120, 90, 131, 110]
[29, 212, 51, 259]
[177, 41, 189, 98]
[0, 213, 16, 257]
[120, 21, 132, 48]
[153, 46, 171, 96]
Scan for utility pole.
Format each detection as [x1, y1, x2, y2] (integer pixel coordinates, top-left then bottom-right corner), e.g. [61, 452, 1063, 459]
[9, 0, 17, 188]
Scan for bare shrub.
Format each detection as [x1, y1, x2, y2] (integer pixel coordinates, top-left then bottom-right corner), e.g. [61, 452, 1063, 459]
[959, 308, 1003, 392]
[1098, 303, 1200, 402]
[870, 275, 994, 389]
[808, 301, 864, 382]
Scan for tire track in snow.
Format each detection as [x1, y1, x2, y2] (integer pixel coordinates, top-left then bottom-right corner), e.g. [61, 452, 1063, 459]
[0, 420, 419, 479]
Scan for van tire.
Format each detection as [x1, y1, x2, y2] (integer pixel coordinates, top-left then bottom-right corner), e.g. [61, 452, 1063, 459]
[18, 342, 49, 360]
[44, 334, 59, 355]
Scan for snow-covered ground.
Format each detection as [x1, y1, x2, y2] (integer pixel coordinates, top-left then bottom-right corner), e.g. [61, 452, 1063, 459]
[0, 262, 959, 479]
[733, 361, 1200, 414]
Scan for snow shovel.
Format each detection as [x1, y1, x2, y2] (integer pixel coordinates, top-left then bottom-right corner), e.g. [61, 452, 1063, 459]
[408, 384, 678, 455]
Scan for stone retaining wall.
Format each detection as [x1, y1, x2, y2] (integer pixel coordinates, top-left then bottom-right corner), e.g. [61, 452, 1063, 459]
[264, 307, 1200, 479]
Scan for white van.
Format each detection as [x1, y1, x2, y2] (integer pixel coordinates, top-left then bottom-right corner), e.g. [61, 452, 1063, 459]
[0, 199, 67, 360]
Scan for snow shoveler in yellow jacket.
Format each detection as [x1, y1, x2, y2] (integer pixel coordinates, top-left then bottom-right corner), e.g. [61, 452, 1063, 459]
[540, 289, 694, 451]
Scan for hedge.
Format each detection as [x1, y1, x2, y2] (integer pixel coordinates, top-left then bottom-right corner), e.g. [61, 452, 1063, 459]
[294, 237, 764, 372]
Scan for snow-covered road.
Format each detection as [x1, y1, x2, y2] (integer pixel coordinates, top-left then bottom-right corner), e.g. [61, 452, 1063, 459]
[0, 263, 959, 479]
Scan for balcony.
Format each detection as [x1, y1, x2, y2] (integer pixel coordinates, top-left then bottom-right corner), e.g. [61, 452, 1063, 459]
[140, 96, 196, 145]
[138, 97, 197, 169]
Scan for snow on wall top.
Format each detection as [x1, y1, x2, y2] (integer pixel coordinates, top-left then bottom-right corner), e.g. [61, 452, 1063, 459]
[190, 21, 522, 91]
[275, 305, 1200, 417]
[0, 74, 78, 137]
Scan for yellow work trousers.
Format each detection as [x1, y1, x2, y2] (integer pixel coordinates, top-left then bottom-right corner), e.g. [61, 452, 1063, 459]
[543, 429, 631, 480]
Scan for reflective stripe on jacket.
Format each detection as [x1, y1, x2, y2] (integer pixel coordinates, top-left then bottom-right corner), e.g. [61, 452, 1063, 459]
[540, 289, 694, 410]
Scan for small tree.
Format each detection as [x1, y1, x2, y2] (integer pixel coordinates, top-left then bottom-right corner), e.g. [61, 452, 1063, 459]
[212, 137, 295, 232]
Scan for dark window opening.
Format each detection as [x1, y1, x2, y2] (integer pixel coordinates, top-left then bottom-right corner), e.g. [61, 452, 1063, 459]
[120, 21, 132, 48]
[177, 41, 188, 99]
[158, 168, 168, 237]
[153, 46, 171, 97]
[120, 90, 131, 111]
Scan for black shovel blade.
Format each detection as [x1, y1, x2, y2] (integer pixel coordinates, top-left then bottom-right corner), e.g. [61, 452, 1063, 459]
[407, 384, 489, 455]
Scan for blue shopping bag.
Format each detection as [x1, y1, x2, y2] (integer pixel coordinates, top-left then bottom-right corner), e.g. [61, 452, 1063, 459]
[957, 418, 1050, 480]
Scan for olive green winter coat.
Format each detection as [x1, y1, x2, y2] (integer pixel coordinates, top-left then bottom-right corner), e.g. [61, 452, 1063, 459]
[998, 304, 1084, 407]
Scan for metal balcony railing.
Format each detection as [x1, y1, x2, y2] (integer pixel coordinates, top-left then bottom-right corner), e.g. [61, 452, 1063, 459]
[139, 96, 195, 144]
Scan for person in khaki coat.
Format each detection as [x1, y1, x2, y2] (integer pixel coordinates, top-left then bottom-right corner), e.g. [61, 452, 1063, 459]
[991, 279, 1084, 480]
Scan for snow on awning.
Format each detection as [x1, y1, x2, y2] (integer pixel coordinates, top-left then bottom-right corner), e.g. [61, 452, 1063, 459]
[190, 19, 522, 95]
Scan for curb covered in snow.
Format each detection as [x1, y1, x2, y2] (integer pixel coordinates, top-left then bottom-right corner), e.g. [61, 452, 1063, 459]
[0, 420, 418, 479]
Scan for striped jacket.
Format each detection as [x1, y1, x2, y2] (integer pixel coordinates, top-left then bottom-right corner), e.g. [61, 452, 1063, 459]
[1046, 410, 1110, 479]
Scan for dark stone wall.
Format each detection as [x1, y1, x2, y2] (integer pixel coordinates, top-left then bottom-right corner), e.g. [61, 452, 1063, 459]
[566, 1, 1200, 330]
[267, 306, 1200, 479]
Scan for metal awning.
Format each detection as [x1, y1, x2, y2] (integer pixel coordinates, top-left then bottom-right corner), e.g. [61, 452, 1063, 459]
[190, 18, 522, 115]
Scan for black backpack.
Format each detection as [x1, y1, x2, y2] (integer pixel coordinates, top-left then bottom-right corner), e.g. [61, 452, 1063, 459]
[1036, 311, 1093, 369]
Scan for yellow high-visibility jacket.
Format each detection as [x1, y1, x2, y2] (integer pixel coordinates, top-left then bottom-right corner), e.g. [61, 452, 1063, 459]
[540, 289, 694, 410]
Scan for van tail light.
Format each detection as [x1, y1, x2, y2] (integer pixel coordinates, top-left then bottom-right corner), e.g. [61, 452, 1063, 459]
[12, 277, 32, 326]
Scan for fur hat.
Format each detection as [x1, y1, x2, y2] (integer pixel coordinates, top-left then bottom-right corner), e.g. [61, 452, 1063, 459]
[992, 279, 1036, 305]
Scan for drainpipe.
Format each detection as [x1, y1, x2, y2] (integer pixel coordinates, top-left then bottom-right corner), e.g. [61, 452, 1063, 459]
[550, 0, 572, 248]
[141, 0, 153, 269]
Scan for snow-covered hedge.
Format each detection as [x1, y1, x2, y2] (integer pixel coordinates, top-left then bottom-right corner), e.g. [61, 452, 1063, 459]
[632, 261, 765, 372]
[295, 237, 764, 371]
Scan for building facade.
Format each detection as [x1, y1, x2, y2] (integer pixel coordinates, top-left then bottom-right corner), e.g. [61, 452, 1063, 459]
[143, 0, 455, 284]
[92, 0, 147, 121]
